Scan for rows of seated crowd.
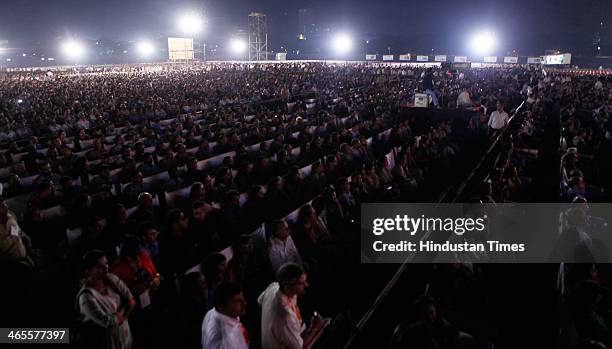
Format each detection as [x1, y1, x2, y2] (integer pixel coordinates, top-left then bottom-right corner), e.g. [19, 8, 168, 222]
[1, 63, 607, 349]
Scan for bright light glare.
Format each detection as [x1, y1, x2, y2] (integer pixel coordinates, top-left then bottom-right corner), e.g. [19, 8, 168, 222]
[332, 33, 353, 54]
[179, 13, 203, 35]
[470, 31, 497, 55]
[61, 40, 86, 60]
[137, 41, 155, 57]
[229, 38, 247, 55]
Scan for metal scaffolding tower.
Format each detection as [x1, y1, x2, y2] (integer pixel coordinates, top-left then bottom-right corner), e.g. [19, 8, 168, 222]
[248, 12, 268, 61]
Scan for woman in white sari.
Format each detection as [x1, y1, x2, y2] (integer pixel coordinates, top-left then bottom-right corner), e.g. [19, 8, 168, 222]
[75, 250, 135, 349]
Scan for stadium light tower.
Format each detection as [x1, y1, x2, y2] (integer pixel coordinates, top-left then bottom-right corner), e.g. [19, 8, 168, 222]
[469, 31, 497, 55]
[60, 40, 86, 62]
[248, 12, 268, 61]
[331, 33, 353, 55]
[137, 41, 155, 58]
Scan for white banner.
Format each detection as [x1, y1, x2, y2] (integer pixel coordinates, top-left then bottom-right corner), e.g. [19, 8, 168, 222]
[366, 54, 377, 60]
[454, 56, 467, 63]
[484, 56, 497, 63]
[383, 55, 394, 61]
[471, 62, 504, 68]
[275, 53, 287, 61]
[527, 57, 543, 64]
[399, 54, 411, 61]
[417, 55, 429, 62]
[563, 53, 572, 65]
[504, 56, 518, 64]
[544, 54, 565, 65]
[434, 55, 447, 62]
[543, 54, 571, 65]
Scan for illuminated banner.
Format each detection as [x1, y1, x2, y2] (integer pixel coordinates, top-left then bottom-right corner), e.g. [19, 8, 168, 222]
[382, 55, 394, 61]
[434, 55, 447, 62]
[527, 57, 543, 64]
[275, 53, 287, 61]
[452, 63, 470, 69]
[454, 56, 467, 63]
[484, 56, 497, 63]
[399, 54, 411, 61]
[168, 37, 194, 60]
[416, 55, 429, 62]
[366, 54, 377, 60]
[562, 53, 571, 65]
[562, 53, 572, 65]
[545, 54, 564, 65]
[544, 54, 572, 65]
[504, 56, 518, 64]
[471, 62, 504, 68]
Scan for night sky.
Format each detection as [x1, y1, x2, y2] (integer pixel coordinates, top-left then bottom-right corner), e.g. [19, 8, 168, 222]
[0, 0, 609, 55]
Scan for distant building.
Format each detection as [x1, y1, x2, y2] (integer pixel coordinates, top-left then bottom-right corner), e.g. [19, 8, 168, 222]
[298, 8, 317, 39]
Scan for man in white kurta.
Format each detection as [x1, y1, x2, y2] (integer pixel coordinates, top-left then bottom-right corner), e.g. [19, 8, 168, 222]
[202, 282, 249, 349]
[258, 263, 326, 349]
[258, 281, 304, 349]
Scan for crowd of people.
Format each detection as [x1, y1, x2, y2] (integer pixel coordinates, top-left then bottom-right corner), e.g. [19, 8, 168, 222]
[0, 61, 609, 348]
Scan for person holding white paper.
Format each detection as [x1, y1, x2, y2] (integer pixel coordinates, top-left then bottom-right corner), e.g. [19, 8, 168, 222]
[258, 263, 329, 349]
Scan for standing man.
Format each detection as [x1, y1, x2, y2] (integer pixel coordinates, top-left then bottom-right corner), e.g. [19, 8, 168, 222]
[487, 100, 509, 135]
[201, 281, 249, 349]
[258, 263, 328, 349]
[422, 68, 439, 108]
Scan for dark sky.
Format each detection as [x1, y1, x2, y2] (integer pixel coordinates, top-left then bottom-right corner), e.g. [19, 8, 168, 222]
[0, 0, 609, 55]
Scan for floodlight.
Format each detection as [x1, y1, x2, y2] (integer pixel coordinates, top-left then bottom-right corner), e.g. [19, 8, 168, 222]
[469, 31, 497, 55]
[137, 41, 155, 57]
[60, 40, 86, 60]
[331, 33, 353, 54]
[179, 13, 203, 35]
[229, 38, 247, 55]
